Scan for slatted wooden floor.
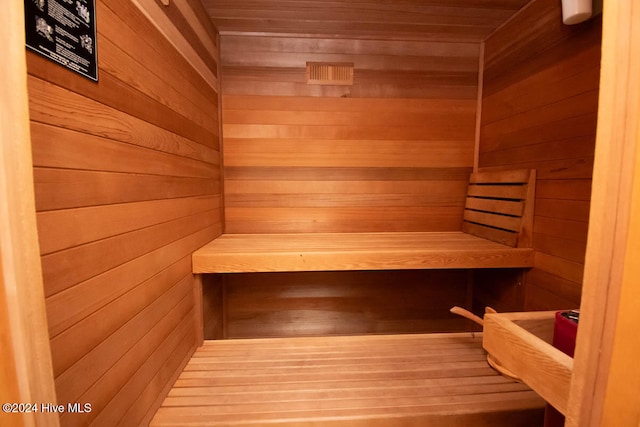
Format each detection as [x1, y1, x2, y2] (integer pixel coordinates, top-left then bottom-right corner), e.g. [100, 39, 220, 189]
[151, 333, 544, 426]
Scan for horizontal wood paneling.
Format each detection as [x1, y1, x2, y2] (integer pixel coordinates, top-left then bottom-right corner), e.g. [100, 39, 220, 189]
[27, 0, 222, 425]
[223, 271, 472, 338]
[33, 167, 219, 211]
[218, 31, 480, 336]
[36, 195, 220, 255]
[222, 36, 480, 98]
[45, 226, 218, 346]
[225, 207, 463, 234]
[205, 0, 529, 42]
[58, 292, 196, 427]
[224, 140, 473, 168]
[478, 0, 602, 310]
[222, 95, 475, 233]
[92, 311, 197, 426]
[28, 73, 218, 159]
[41, 211, 218, 297]
[49, 257, 192, 376]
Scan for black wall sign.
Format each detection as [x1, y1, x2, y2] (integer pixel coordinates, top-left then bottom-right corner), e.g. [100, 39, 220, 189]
[24, 0, 98, 81]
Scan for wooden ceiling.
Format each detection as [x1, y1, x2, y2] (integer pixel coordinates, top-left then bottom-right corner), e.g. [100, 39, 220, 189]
[202, 0, 531, 42]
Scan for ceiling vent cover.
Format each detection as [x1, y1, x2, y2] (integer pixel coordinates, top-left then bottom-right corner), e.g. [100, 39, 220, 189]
[306, 62, 354, 86]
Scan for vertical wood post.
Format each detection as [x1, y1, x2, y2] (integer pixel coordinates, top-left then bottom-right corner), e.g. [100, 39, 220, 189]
[0, 3, 59, 427]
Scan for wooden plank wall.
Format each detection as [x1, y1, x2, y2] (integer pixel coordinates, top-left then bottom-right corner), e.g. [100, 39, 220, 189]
[478, 0, 602, 310]
[222, 35, 478, 233]
[27, 0, 222, 425]
[218, 34, 479, 337]
[223, 270, 475, 339]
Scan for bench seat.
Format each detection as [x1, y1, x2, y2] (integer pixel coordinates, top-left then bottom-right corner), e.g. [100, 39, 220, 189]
[193, 169, 536, 274]
[192, 231, 535, 273]
[150, 333, 545, 426]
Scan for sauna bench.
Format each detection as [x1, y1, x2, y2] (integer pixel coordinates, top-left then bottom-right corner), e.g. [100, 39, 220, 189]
[151, 333, 545, 426]
[192, 231, 535, 273]
[193, 169, 536, 274]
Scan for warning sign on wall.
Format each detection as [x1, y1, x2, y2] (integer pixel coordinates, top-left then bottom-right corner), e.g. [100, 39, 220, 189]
[24, 0, 98, 81]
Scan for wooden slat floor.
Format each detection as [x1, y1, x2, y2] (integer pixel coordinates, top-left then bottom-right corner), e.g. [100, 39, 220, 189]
[151, 333, 544, 426]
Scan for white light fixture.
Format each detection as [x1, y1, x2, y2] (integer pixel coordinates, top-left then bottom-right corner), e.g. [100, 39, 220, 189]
[561, 0, 592, 25]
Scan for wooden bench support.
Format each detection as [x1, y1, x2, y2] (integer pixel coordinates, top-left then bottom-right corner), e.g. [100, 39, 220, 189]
[151, 333, 544, 426]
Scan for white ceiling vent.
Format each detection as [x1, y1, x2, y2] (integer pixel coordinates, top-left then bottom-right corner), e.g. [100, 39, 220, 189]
[306, 62, 354, 86]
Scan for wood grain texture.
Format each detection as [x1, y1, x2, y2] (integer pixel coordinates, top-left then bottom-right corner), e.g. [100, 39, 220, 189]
[132, 0, 218, 86]
[151, 334, 544, 426]
[56, 282, 194, 426]
[222, 94, 475, 233]
[221, 36, 480, 99]
[462, 169, 535, 247]
[193, 232, 534, 273]
[220, 33, 479, 234]
[26, 0, 223, 424]
[483, 312, 573, 415]
[567, 2, 640, 424]
[1, 3, 59, 425]
[479, 0, 602, 310]
[202, 275, 224, 340]
[202, 169, 535, 338]
[205, 0, 530, 42]
[472, 269, 525, 314]
[222, 270, 472, 339]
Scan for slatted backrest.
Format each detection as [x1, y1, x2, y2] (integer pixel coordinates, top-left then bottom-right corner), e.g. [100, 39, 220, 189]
[462, 169, 536, 248]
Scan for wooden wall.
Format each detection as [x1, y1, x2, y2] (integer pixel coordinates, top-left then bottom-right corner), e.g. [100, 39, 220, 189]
[221, 35, 478, 233]
[223, 270, 475, 339]
[27, 0, 222, 425]
[217, 34, 479, 337]
[478, 0, 602, 310]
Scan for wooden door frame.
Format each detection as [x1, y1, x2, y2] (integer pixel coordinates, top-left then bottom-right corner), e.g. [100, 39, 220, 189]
[566, 1, 640, 426]
[0, 3, 59, 427]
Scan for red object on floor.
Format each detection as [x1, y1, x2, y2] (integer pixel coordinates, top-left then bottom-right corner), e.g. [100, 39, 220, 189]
[544, 311, 579, 427]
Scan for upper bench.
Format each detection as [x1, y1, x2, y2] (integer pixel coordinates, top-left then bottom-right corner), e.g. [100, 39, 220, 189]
[192, 169, 536, 274]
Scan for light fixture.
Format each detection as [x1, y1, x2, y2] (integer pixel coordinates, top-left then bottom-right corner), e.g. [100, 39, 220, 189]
[561, 0, 592, 25]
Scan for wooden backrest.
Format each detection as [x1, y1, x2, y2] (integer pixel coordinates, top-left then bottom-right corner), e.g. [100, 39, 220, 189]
[462, 169, 536, 248]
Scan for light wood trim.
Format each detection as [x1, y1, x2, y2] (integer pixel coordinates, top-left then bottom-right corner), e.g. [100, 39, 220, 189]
[131, 0, 218, 89]
[473, 43, 485, 173]
[193, 275, 204, 347]
[0, 3, 58, 426]
[517, 169, 536, 248]
[600, 121, 640, 427]
[566, 1, 640, 425]
[171, 0, 218, 57]
[483, 311, 573, 415]
[217, 33, 226, 233]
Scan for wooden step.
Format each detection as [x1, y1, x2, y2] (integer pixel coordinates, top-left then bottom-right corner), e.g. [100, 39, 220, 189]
[151, 333, 545, 426]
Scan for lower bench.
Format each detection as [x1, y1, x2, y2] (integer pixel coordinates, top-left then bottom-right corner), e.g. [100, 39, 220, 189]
[150, 333, 544, 426]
